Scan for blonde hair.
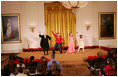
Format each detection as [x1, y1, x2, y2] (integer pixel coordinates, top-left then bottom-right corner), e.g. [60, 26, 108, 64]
[69, 32, 73, 36]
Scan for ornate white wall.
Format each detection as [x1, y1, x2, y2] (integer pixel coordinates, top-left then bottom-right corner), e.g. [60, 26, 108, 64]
[1, 1, 45, 53]
[76, 1, 117, 48]
[1, 1, 117, 53]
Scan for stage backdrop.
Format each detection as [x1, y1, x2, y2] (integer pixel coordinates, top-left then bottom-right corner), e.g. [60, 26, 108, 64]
[45, 2, 76, 47]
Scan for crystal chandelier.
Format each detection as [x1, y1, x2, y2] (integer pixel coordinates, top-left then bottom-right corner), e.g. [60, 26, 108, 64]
[60, 1, 88, 14]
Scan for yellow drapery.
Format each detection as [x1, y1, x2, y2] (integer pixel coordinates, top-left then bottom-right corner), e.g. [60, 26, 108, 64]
[45, 2, 76, 47]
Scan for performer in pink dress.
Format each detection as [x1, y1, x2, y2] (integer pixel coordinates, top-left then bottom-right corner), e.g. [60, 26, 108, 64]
[66, 32, 75, 54]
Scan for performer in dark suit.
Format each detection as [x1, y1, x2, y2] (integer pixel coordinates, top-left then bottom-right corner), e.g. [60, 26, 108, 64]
[39, 32, 51, 55]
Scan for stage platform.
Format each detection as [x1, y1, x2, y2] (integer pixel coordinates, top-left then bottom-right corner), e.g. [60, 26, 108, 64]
[17, 48, 108, 76]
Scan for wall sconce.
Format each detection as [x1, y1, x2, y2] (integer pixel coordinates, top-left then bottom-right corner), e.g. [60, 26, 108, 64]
[29, 25, 35, 32]
[86, 24, 90, 31]
[85, 22, 91, 31]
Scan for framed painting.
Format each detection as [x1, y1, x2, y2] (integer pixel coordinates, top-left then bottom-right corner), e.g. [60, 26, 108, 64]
[1, 14, 21, 43]
[98, 12, 116, 39]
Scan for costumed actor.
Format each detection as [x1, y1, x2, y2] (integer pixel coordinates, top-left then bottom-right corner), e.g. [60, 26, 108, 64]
[52, 31, 63, 54]
[76, 32, 85, 53]
[66, 30, 75, 54]
[39, 31, 51, 55]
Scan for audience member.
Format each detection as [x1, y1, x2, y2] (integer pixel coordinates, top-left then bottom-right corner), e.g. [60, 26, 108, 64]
[31, 63, 46, 76]
[100, 58, 116, 76]
[10, 68, 16, 76]
[16, 67, 27, 76]
[17, 62, 25, 68]
[87, 52, 104, 69]
[24, 69, 30, 76]
[2, 64, 11, 76]
[48, 61, 60, 76]
[47, 54, 61, 73]
[104, 50, 115, 62]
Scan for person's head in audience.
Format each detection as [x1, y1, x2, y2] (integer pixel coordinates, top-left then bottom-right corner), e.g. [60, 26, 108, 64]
[107, 58, 113, 64]
[107, 58, 113, 65]
[30, 56, 35, 61]
[50, 61, 59, 76]
[51, 54, 55, 59]
[50, 61, 59, 70]
[17, 61, 22, 67]
[97, 52, 102, 58]
[106, 58, 116, 72]
[9, 55, 16, 60]
[37, 63, 44, 74]
[41, 56, 45, 61]
[29, 56, 37, 66]
[108, 50, 114, 57]
[18, 67, 23, 73]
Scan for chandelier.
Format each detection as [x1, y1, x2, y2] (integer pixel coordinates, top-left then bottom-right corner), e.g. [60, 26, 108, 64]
[60, 1, 88, 14]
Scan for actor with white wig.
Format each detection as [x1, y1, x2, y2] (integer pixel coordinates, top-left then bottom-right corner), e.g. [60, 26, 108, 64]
[39, 31, 51, 55]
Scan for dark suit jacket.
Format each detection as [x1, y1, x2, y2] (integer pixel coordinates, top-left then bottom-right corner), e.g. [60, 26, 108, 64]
[39, 34, 51, 48]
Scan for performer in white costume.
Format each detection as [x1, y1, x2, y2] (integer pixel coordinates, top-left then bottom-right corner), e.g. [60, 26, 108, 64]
[76, 32, 85, 53]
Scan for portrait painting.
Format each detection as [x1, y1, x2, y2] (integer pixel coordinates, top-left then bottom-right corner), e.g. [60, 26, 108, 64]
[99, 12, 116, 39]
[1, 14, 21, 43]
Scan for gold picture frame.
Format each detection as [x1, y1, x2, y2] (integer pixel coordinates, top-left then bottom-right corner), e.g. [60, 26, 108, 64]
[1, 14, 21, 43]
[98, 12, 116, 39]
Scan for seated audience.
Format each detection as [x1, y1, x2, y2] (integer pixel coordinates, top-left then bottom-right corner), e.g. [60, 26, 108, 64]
[2, 55, 60, 76]
[47, 54, 61, 73]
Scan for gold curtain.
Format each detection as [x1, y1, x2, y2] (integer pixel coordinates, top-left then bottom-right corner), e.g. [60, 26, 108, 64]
[45, 2, 76, 47]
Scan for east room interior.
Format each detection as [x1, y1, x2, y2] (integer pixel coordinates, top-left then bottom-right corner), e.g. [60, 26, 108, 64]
[1, 1, 117, 76]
